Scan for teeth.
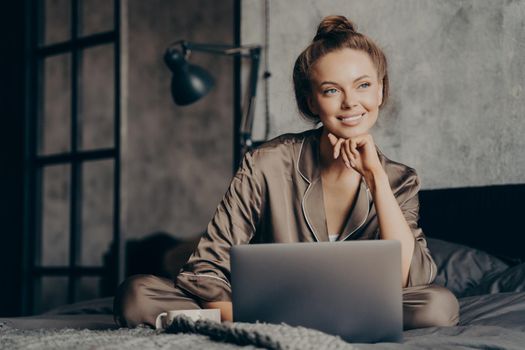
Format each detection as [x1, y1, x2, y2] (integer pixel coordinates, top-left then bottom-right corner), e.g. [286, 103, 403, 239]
[340, 113, 364, 121]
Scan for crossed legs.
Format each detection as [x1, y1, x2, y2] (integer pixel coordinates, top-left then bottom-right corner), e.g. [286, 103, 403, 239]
[114, 274, 459, 330]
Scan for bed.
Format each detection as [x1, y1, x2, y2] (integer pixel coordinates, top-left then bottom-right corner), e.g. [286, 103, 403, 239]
[2, 236, 525, 349]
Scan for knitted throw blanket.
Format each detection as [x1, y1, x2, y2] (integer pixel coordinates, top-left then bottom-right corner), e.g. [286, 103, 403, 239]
[164, 315, 358, 349]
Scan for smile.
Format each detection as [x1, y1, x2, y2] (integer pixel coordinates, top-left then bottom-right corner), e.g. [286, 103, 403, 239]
[337, 113, 365, 125]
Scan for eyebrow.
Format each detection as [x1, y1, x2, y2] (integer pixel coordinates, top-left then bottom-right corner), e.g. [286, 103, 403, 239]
[319, 75, 371, 86]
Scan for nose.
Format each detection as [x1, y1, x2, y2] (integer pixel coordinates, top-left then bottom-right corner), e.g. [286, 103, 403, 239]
[341, 92, 357, 109]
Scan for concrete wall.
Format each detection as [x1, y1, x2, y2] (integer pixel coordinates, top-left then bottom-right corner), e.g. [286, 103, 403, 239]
[242, 0, 525, 189]
[122, 0, 235, 241]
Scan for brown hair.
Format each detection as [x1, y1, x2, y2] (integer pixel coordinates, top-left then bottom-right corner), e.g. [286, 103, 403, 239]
[293, 15, 389, 123]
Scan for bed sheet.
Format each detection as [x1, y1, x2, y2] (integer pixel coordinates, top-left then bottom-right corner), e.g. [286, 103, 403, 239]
[1, 292, 525, 349]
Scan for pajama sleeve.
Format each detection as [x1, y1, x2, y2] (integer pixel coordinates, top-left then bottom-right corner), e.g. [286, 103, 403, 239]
[398, 170, 437, 287]
[175, 150, 266, 303]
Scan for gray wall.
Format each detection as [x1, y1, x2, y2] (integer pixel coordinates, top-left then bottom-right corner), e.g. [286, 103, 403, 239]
[122, 0, 235, 240]
[243, 0, 525, 189]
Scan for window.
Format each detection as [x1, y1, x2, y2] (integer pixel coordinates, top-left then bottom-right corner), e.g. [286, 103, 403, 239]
[24, 0, 121, 314]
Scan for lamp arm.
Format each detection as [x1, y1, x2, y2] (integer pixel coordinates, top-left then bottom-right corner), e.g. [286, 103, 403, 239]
[240, 47, 261, 154]
[167, 40, 260, 58]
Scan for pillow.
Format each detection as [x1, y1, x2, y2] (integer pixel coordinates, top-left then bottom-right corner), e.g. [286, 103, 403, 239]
[426, 238, 509, 297]
[462, 262, 525, 296]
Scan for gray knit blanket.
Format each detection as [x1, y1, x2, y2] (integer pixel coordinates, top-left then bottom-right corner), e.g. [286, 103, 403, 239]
[0, 317, 357, 350]
[165, 315, 357, 349]
[3, 315, 525, 350]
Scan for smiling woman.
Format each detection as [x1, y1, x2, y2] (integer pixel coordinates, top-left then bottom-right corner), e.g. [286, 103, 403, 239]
[293, 16, 389, 123]
[114, 15, 459, 332]
[307, 49, 382, 138]
[292, 17, 419, 282]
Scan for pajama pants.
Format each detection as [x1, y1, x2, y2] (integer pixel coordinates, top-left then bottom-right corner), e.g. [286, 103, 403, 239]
[113, 274, 459, 330]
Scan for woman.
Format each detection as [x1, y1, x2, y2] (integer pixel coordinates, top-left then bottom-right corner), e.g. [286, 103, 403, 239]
[114, 15, 459, 330]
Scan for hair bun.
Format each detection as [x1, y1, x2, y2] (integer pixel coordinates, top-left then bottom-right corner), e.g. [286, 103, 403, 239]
[314, 15, 357, 40]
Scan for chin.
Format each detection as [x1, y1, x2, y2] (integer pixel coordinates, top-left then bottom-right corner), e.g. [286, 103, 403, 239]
[326, 125, 368, 139]
[325, 117, 376, 139]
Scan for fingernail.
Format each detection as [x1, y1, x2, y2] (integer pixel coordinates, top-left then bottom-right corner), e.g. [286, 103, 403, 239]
[345, 161, 350, 168]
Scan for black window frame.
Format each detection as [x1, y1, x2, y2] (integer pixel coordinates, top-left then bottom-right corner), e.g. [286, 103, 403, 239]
[23, 0, 122, 315]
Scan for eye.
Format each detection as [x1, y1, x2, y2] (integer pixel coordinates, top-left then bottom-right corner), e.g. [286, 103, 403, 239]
[323, 88, 338, 95]
[358, 82, 371, 89]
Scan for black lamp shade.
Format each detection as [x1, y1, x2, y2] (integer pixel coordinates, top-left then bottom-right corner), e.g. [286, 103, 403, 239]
[164, 48, 214, 105]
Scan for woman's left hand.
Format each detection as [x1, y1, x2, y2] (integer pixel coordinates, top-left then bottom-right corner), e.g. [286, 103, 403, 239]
[327, 133, 383, 179]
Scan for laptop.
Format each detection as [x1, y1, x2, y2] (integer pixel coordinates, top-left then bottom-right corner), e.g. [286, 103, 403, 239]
[230, 240, 403, 343]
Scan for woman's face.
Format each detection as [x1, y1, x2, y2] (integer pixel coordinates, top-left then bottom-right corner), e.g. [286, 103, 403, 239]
[308, 48, 383, 139]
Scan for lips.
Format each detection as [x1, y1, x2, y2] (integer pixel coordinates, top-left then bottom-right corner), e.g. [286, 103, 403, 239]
[337, 113, 365, 125]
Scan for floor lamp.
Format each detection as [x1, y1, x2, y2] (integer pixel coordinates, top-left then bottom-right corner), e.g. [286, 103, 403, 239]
[164, 40, 262, 165]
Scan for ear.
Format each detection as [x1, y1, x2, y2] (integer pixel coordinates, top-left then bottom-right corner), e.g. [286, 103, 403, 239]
[307, 95, 318, 115]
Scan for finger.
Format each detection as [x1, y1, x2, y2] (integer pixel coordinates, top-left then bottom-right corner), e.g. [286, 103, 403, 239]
[348, 139, 358, 158]
[341, 147, 351, 169]
[344, 140, 353, 160]
[327, 133, 338, 146]
[343, 141, 353, 164]
[344, 143, 358, 169]
[354, 134, 371, 149]
[334, 138, 344, 159]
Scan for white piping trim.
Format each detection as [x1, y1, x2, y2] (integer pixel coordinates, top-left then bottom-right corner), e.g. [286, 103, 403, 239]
[296, 138, 310, 184]
[297, 138, 321, 241]
[179, 272, 231, 287]
[301, 182, 321, 242]
[340, 179, 370, 241]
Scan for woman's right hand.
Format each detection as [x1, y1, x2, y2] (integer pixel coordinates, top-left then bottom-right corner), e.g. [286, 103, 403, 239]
[327, 132, 383, 181]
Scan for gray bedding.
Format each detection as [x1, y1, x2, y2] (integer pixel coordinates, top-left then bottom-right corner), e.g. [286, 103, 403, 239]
[2, 291, 525, 349]
[2, 239, 524, 349]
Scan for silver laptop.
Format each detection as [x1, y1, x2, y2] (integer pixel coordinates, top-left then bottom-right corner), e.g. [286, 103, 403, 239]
[230, 240, 403, 343]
